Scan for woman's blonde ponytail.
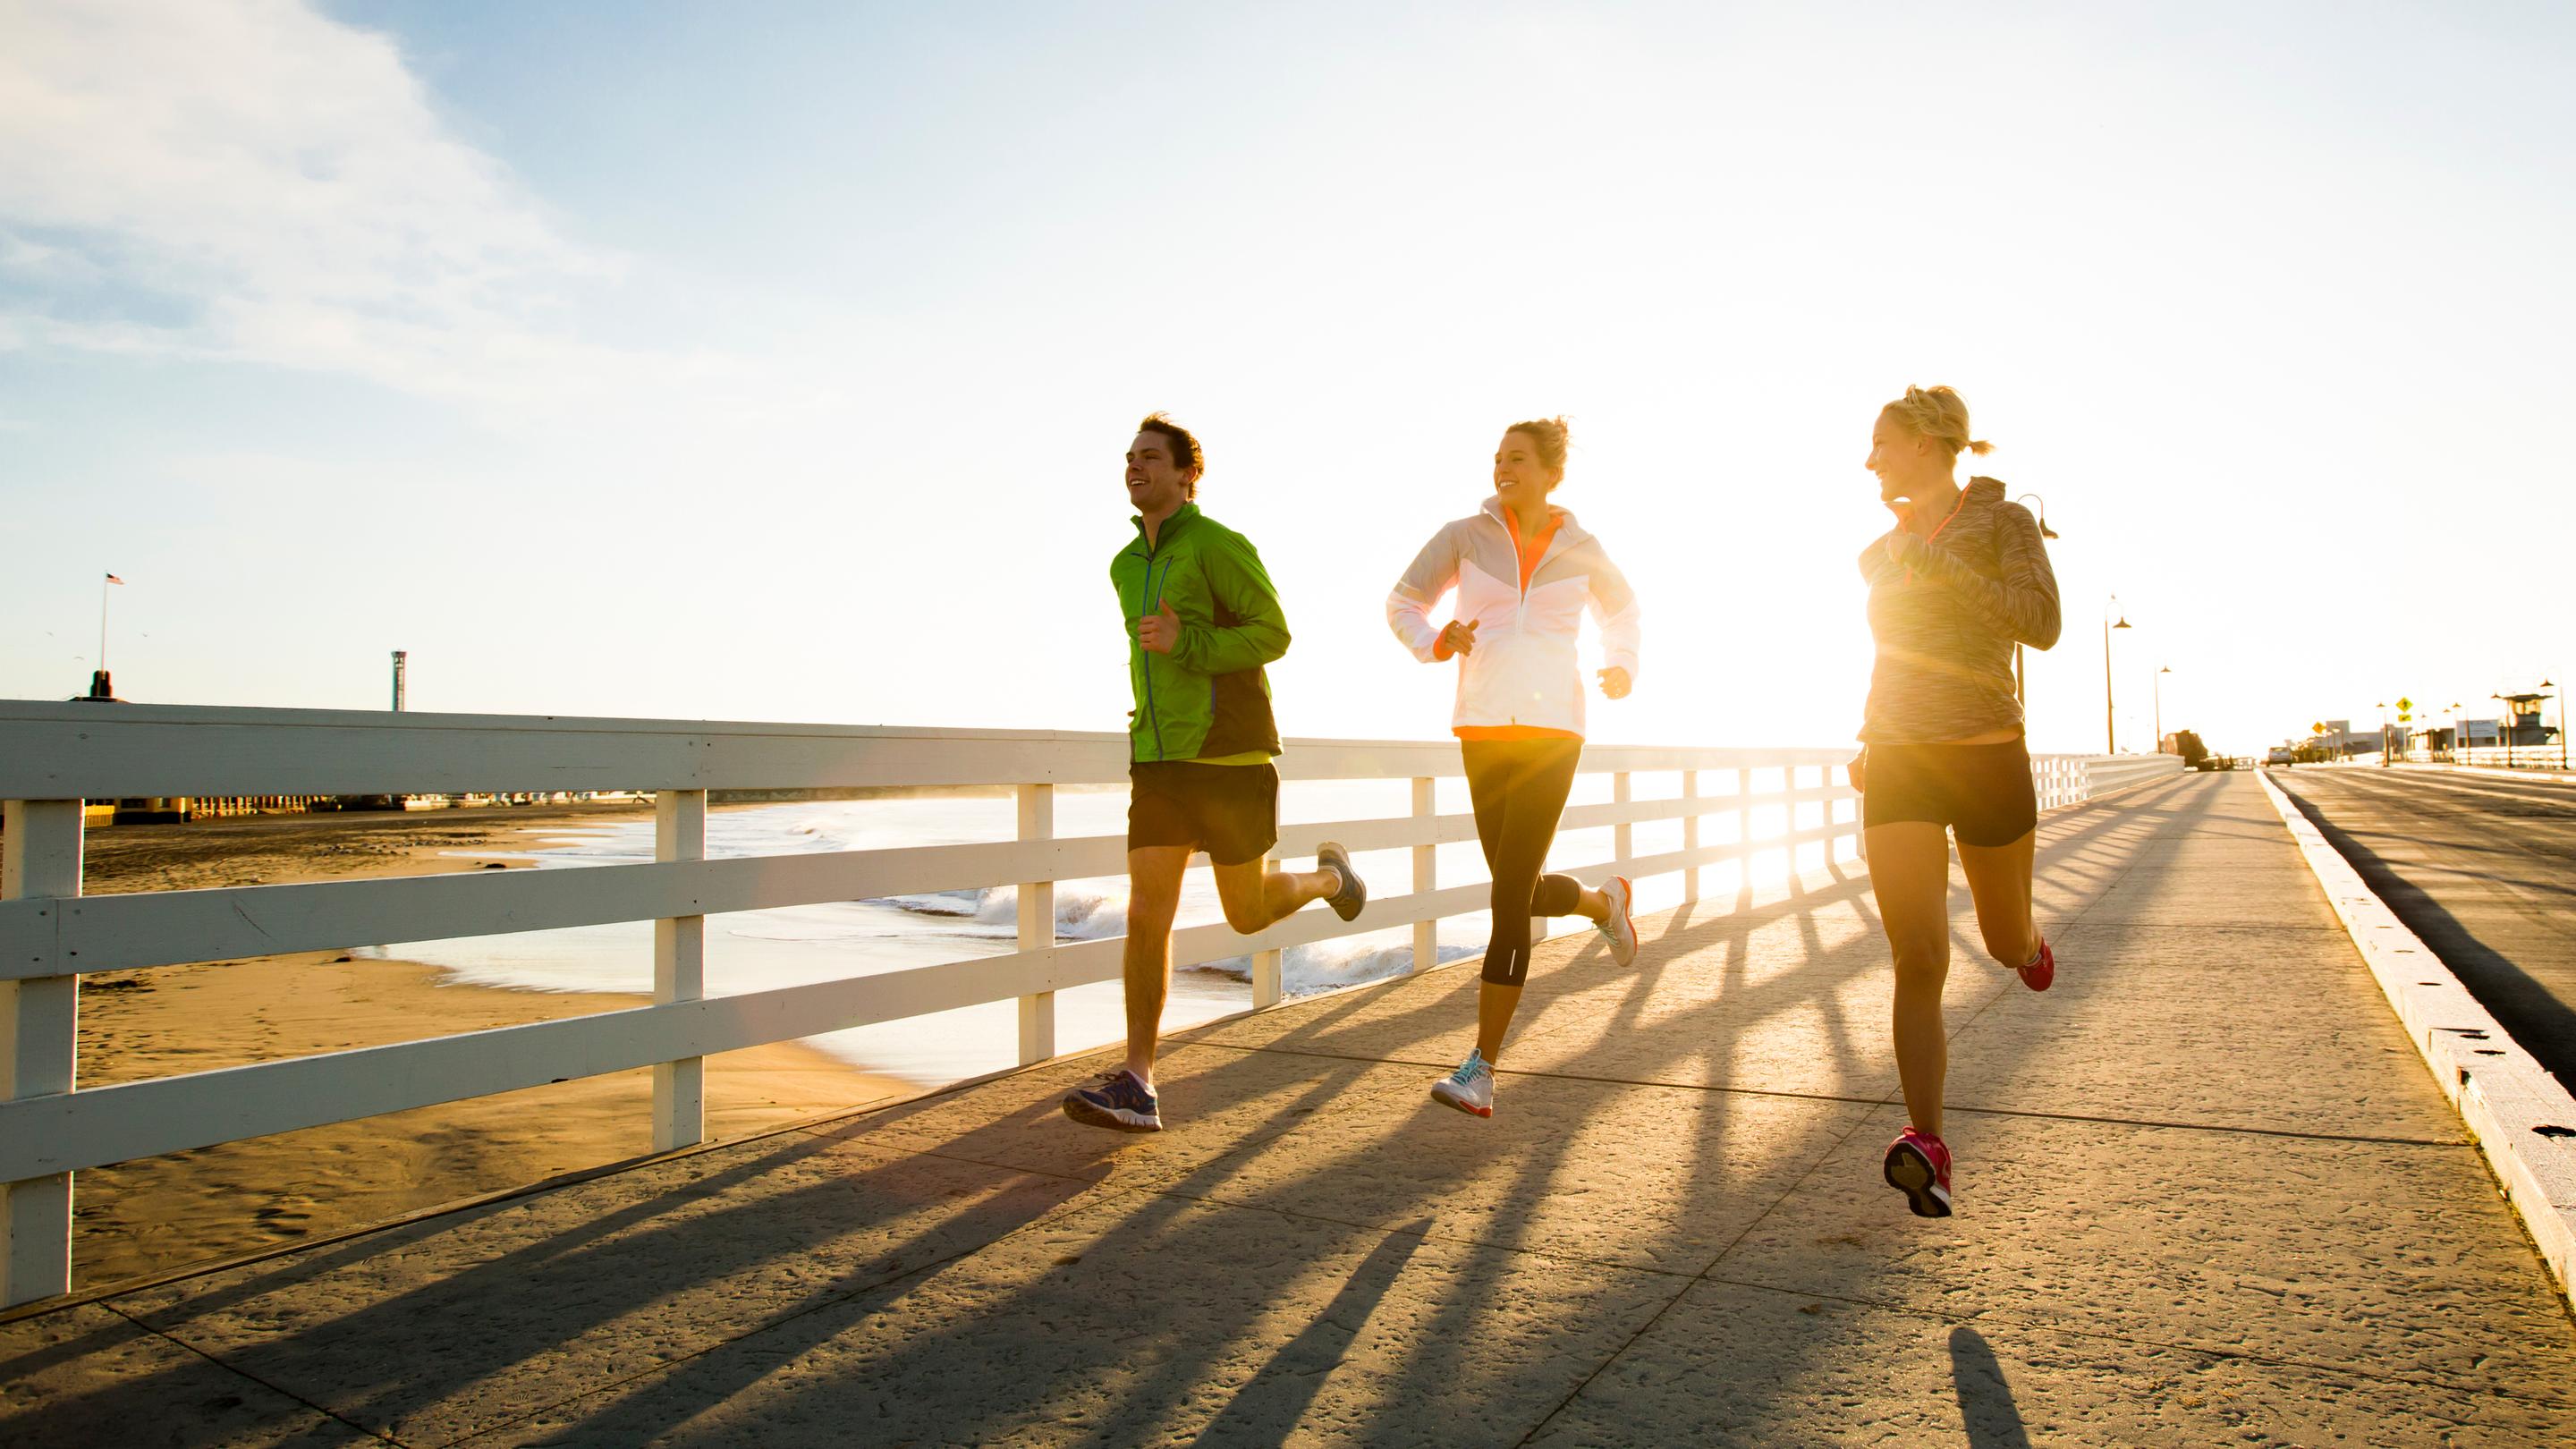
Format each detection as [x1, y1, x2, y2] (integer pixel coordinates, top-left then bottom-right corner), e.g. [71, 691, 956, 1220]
[1882, 386, 1992, 458]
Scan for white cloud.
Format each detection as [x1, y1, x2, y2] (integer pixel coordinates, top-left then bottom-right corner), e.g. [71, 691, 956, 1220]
[0, 230, 104, 284]
[0, 0, 754, 413]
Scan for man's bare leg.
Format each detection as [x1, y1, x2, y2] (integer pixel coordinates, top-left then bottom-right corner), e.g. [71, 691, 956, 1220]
[1121, 846, 1191, 1087]
[1209, 855, 1341, 935]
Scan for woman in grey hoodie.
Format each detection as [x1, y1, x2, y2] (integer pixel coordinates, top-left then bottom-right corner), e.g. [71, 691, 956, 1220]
[1853, 386, 2062, 1218]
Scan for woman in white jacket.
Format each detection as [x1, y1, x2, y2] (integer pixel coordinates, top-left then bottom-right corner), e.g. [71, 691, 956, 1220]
[1386, 417, 1643, 1119]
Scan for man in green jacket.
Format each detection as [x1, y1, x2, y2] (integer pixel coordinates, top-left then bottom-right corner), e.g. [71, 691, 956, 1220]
[1063, 412, 1368, 1133]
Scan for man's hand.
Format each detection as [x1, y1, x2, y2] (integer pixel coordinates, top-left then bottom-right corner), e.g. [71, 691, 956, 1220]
[1437, 619, 1479, 657]
[1597, 665, 1631, 700]
[1139, 597, 1182, 655]
[1847, 751, 1867, 794]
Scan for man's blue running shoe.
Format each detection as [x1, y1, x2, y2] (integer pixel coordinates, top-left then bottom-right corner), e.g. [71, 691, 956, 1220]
[1318, 841, 1367, 922]
[1063, 1069, 1162, 1132]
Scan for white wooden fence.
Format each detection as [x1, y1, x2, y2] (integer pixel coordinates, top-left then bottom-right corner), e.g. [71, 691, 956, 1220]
[0, 700, 2175, 1305]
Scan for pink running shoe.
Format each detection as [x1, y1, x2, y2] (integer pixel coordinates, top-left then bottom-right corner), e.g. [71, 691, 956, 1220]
[2018, 936, 2055, 993]
[1884, 1128, 1953, 1218]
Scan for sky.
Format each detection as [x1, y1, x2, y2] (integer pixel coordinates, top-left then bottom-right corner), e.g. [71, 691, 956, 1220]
[4, 0, 2571, 755]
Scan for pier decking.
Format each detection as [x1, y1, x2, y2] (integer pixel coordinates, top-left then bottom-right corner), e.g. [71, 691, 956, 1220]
[5, 771, 2572, 1445]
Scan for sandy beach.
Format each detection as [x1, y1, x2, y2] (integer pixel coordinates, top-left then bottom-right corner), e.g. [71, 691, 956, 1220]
[46, 803, 913, 1292]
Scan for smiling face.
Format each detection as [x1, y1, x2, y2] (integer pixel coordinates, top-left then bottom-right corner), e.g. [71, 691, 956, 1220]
[1125, 430, 1197, 516]
[1493, 429, 1562, 512]
[1865, 407, 1951, 509]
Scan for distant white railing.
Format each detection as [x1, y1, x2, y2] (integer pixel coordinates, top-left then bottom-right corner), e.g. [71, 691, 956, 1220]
[2446, 746, 2571, 773]
[2074, 752, 2192, 801]
[0, 700, 2171, 1304]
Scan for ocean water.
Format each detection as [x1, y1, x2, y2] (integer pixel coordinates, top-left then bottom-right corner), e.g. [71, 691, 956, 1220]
[359, 773, 1849, 1087]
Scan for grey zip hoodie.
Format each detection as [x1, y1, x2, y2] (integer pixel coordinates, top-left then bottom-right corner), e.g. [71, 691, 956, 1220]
[1857, 477, 2062, 744]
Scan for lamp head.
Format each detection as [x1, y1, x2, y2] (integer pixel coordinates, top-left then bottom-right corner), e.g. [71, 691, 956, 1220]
[2012, 493, 2058, 539]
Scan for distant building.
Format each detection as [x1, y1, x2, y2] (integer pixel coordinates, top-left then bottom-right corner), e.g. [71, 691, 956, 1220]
[2498, 693, 2560, 747]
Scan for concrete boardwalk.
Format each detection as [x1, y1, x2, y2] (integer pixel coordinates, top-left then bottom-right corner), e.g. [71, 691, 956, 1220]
[7, 774, 2576, 1446]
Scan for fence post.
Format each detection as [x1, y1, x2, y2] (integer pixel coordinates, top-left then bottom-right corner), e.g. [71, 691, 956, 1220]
[1613, 771, 1633, 870]
[1411, 775, 1437, 971]
[1016, 784, 1056, 1063]
[1681, 769, 1700, 903]
[1736, 768, 1754, 889]
[1788, 765, 1807, 871]
[1251, 847, 1284, 1008]
[652, 789, 707, 1154]
[3, 800, 81, 1307]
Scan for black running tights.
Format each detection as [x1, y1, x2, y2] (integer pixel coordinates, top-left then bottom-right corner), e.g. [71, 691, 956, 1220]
[1464, 738, 1585, 987]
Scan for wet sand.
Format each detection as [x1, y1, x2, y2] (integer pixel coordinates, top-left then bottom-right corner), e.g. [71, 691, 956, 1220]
[43, 803, 911, 1292]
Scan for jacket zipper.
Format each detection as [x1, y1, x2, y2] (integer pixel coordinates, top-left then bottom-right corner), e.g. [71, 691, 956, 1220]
[1140, 555, 1174, 760]
[1492, 512, 1539, 724]
[1513, 522, 1525, 724]
[1131, 509, 1198, 764]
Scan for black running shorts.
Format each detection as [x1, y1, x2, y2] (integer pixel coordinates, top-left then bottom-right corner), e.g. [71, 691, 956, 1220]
[1859, 736, 2038, 847]
[1127, 762, 1280, 866]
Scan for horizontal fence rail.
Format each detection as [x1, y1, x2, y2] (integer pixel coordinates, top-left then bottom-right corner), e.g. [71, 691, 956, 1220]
[0, 699, 2180, 1305]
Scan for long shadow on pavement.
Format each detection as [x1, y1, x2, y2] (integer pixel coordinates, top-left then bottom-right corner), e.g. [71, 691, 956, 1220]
[492, 782, 2199, 1444]
[1950, 1326, 2036, 1449]
[4, 775, 2220, 1448]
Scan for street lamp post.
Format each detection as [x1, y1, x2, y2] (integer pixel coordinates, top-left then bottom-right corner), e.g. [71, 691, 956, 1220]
[2376, 701, 2389, 767]
[2495, 692, 2512, 770]
[2104, 596, 2131, 753]
[2155, 665, 2172, 753]
[2012, 494, 2058, 706]
[2546, 678, 2564, 770]
[2447, 701, 2462, 763]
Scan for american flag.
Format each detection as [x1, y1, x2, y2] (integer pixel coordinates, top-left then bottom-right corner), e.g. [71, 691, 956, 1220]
[105, 572, 123, 584]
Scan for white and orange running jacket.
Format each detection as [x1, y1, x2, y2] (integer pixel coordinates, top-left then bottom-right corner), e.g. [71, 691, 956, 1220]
[1386, 497, 1642, 739]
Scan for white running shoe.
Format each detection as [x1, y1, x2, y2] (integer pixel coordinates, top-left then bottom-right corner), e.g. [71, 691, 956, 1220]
[1597, 875, 1638, 967]
[1430, 1050, 1494, 1118]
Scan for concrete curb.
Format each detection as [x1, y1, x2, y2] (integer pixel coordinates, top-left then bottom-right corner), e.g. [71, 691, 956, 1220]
[2258, 767, 2576, 1307]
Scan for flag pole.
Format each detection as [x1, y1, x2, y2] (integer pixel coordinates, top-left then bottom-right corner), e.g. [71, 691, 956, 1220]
[99, 573, 110, 673]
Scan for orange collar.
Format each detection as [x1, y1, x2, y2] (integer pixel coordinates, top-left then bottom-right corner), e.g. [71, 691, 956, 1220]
[1503, 508, 1562, 592]
[1903, 486, 1968, 583]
